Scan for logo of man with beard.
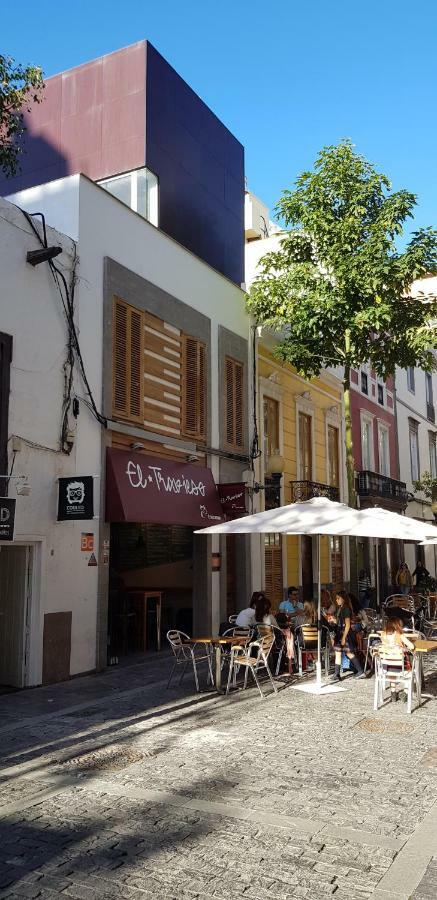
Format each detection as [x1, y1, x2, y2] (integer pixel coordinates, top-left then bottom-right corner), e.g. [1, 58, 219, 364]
[66, 481, 85, 506]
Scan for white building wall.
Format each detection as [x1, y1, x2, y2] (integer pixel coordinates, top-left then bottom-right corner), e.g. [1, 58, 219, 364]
[0, 198, 102, 683]
[9, 176, 252, 652]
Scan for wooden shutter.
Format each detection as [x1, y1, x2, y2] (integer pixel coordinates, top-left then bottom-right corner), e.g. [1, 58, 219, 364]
[225, 357, 245, 449]
[0, 332, 13, 479]
[112, 299, 143, 424]
[264, 534, 283, 605]
[182, 336, 206, 441]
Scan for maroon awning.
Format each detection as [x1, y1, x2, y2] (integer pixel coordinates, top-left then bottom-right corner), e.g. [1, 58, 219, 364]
[217, 483, 247, 519]
[105, 448, 224, 527]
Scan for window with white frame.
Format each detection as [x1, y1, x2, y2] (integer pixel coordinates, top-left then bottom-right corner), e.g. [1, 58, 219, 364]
[409, 419, 420, 483]
[99, 167, 159, 226]
[407, 367, 415, 393]
[361, 416, 373, 471]
[429, 432, 437, 478]
[378, 423, 390, 477]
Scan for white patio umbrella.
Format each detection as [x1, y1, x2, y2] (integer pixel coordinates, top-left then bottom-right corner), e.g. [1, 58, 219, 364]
[196, 497, 436, 694]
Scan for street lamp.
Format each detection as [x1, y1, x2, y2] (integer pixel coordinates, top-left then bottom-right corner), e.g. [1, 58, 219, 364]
[265, 452, 285, 508]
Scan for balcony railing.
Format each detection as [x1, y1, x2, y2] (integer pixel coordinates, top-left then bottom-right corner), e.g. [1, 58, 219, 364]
[357, 470, 408, 504]
[290, 481, 340, 502]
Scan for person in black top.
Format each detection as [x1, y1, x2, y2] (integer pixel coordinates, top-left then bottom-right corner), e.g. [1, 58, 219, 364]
[412, 560, 430, 591]
[331, 590, 365, 682]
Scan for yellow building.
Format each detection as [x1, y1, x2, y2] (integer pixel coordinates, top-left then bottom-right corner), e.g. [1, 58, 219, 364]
[254, 343, 345, 606]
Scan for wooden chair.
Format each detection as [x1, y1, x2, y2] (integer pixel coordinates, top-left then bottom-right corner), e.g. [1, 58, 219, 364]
[225, 631, 278, 698]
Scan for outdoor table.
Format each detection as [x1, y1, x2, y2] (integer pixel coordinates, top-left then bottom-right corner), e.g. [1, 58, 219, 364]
[409, 638, 437, 702]
[185, 636, 248, 693]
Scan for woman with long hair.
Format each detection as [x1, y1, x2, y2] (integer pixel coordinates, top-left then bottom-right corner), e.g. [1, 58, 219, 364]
[332, 590, 365, 682]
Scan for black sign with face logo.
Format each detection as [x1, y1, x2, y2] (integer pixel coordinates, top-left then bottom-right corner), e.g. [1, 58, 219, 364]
[0, 498, 16, 541]
[57, 476, 94, 521]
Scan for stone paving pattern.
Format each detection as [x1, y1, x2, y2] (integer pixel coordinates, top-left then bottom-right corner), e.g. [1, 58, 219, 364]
[1, 653, 437, 899]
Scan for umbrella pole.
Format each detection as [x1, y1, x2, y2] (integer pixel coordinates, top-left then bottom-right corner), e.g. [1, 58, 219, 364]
[376, 539, 380, 610]
[316, 534, 322, 689]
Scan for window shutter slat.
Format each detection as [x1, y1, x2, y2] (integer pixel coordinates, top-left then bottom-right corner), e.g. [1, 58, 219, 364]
[225, 357, 244, 449]
[226, 359, 234, 444]
[113, 301, 128, 415]
[112, 299, 143, 424]
[235, 361, 243, 447]
[129, 310, 142, 418]
[182, 336, 206, 442]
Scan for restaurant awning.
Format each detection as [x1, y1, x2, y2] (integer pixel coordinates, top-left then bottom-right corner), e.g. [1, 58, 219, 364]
[105, 448, 224, 527]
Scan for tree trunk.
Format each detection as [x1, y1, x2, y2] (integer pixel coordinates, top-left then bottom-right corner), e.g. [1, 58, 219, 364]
[343, 365, 356, 508]
[344, 331, 358, 593]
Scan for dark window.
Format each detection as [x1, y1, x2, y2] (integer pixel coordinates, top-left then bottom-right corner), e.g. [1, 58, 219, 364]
[407, 367, 415, 393]
[361, 372, 368, 395]
[377, 384, 384, 405]
[0, 332, 13, 480]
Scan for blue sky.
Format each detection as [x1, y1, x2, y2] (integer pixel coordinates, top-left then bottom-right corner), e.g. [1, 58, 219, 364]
[3, 0, 436, 235]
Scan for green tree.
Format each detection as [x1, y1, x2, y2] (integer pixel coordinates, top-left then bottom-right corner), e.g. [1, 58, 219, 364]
[0, 54, 44, 178]
[247, 140, 437, 507]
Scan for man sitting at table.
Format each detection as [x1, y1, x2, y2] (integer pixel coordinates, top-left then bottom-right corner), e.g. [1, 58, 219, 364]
[279, 586, 304, 617]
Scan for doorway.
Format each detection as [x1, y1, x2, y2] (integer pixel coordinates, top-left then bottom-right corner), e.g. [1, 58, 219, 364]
[0, 545, 32, 689]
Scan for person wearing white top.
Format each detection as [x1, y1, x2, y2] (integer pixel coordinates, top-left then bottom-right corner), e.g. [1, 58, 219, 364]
[235, 606, 256, 628]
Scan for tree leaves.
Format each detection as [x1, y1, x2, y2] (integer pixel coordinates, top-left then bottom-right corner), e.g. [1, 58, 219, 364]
[248, 140, 437, 382]
[0, 54, 44, 178]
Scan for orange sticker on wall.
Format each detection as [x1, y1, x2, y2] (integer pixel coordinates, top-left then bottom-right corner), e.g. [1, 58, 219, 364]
[81, 533, 94, 552]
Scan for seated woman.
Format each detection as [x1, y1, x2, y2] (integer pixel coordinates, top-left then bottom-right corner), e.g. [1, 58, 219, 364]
[380, 617, 414, 655]
[235, 592, 259, 628]
[259, 596, 279, 627]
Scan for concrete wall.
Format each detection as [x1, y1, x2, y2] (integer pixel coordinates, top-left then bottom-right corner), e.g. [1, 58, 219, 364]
[0, 197, 102, 684]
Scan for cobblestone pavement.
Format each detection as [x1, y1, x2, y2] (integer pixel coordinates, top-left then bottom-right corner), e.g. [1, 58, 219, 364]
[1, 653, 437, 900]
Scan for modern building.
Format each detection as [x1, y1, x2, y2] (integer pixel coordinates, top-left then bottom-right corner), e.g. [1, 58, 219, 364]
[2, 42, 252, 685]
[0, 196, 103, 688]
[395, 276, 437, 581]
[0, 41, 244, 288]
[245, 195, 347, 602]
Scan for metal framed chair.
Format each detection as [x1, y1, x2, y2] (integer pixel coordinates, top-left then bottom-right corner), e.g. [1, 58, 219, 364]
[272, 626, 287, 676]
[373, 647, 420, 714]
[166, 630, 214, 693]
[228, 615, 238, 624]
[225, 631, 278, 698]
[364, 632, 382, 674]
[294, 624, 330, 677]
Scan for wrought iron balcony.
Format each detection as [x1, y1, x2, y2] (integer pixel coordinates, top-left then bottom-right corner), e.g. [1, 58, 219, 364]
[290, 480, 340, 502]
[357, 470, 408, 505]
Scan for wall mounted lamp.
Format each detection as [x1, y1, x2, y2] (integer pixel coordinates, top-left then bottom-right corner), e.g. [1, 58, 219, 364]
[26, 246, 63, 267]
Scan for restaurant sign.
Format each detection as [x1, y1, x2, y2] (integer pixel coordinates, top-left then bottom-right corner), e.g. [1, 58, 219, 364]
[218, 483, 247, 519]
[105, 448, 224, 527]
[58, 476, 94, 521]
[0, 498, 16, 541]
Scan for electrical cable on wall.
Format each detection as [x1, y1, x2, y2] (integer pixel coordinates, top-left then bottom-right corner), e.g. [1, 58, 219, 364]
[250, 324, 261, 466]
[20, 209, 107, 453]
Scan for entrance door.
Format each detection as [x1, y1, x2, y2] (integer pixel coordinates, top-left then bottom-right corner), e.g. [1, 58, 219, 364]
[0, 546, 30, 688]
